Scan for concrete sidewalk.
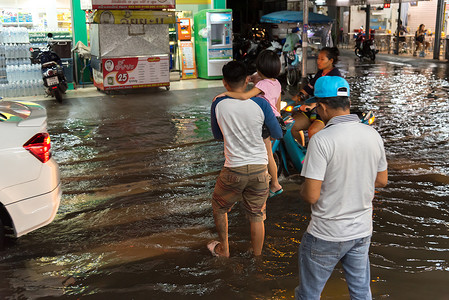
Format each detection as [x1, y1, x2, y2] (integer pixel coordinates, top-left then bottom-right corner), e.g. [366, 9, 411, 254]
[1, 77, 224, 102]
[339, 47, 448, 65]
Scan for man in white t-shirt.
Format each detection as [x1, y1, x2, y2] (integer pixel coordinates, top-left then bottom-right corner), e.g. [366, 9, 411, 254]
[295, 76, 388, 299]
[209, 61, 282, 258]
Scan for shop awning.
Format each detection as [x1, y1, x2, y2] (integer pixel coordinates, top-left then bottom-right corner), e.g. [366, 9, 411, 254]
[260, 10, 333, 24]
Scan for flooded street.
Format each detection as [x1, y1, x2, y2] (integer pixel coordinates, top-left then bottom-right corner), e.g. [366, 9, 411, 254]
[1, 54, 449, 299]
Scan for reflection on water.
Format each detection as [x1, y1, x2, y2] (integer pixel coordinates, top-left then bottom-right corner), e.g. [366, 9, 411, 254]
[1, 59, 449, 299]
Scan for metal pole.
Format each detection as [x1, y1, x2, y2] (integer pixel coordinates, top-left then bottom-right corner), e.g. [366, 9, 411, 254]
[433, 0, 445, 59]
[301, 0, 308, 85]
[365, 5, 370, 40]
[395, 0, 402, 55]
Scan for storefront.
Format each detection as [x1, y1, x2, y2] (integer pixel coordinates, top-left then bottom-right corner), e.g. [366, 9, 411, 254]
[0, 0, 72, 31]
[0, 0, 75, 97]
[0, 0, 229, 97]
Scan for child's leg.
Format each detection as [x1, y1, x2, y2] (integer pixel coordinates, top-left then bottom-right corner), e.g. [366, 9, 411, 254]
[264, 137, 282, 193]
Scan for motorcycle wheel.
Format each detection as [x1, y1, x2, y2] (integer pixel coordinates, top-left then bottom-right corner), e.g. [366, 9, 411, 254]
[273, 151, 283, 178]
[53, 88, 63, 103]
[369, 51, 376, 61]
[286, 68, 297, 86]
[355, 48, 363, 58]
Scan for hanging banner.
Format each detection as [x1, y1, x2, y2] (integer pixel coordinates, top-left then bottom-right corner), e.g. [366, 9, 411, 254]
[94, 55, 170, 90]
[179, 41, 197, 79]
[91, 10, 176, 24]
[81, 0, 176, 10]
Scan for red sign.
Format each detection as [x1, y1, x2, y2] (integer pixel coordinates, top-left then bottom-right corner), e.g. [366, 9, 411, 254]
[96, 56, 169, 90]
[116, 71, 129, 84]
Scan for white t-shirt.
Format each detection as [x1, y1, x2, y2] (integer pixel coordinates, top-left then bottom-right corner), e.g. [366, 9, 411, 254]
[211, 96, 283, 168]
[301, 114, 388, 242]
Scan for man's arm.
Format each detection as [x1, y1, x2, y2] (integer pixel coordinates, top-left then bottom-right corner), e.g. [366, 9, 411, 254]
[224, 87, 262, 100]
[300, 178, 322, 204]
[262, 102, 283, 139]
[211, 100, 223, 140]
[375, 169, 388, 188]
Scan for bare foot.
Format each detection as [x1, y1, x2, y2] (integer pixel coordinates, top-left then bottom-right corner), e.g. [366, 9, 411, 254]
[208, 241, 229, 257]
[215, 243, 230, 258]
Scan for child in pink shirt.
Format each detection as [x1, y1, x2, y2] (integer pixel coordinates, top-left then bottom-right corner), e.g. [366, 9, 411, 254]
[217, 50, 284, 197]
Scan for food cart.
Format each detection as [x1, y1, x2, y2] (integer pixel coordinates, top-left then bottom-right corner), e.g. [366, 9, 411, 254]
[82, 0, 176, 92]
[260, 10, 334, 75]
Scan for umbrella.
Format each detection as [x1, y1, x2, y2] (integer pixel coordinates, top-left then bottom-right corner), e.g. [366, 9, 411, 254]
[260, 10, 333, 24]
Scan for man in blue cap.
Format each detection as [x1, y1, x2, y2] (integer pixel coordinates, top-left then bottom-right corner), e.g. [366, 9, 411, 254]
[295, 76, 388, 299]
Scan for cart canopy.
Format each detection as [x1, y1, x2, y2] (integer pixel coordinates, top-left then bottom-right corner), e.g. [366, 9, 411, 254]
[260, 10, 333, 24]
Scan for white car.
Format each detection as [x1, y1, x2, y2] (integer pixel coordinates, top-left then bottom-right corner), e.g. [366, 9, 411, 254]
[0, 100, 61, 249]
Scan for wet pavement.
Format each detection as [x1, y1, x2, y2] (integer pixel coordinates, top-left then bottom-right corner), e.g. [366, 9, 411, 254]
[1, 53, 449, 299]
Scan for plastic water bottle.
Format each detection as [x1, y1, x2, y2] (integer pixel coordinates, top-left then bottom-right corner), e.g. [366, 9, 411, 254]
[6, 65, 11, 82]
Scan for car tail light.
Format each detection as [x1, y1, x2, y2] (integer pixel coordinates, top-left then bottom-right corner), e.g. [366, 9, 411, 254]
[23, 133, 51, 163]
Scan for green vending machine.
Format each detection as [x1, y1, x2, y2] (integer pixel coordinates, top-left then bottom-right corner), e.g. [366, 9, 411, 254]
[194, 9, 233, 79]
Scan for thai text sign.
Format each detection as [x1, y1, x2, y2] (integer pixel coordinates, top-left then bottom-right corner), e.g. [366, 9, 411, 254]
[92, 10, 176, 24]
[82, 0, 175, 10]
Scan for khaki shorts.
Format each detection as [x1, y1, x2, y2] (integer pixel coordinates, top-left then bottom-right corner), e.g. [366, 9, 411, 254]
[212, 164, 269, 222]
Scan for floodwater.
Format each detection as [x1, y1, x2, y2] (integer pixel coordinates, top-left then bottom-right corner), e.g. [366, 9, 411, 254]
[1, 55, 449, 299]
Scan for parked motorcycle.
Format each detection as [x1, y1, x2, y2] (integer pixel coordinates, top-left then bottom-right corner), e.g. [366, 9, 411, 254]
[285, 48, 302, 87]
[31, 33, 68, 102]
[273, 100, 375, 176]
[354, 32, 378, 61]
[233, 27, 271, 75]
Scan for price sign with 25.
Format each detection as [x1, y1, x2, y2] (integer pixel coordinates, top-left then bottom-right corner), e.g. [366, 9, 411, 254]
[116, 71, 129, 84]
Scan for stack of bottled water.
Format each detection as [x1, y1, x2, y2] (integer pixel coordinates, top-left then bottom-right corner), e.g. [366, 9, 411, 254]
[0, 27, 30, 44]
[0, 27, 44, 98]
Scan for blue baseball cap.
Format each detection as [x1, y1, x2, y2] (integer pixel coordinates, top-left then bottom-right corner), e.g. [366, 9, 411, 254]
[305, 76, 350, 104]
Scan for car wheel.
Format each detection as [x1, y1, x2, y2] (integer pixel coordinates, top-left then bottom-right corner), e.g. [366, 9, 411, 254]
[0, 218, 5, 250]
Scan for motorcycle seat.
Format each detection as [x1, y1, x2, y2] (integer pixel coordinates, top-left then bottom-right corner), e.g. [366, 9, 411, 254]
[42, 61, 58, 68]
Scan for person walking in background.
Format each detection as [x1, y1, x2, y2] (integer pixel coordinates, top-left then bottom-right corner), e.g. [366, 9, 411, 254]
[209, 61, 283, 258]
[215, 50, 285, 198]
[414, 24, 430, 57]
[295, 76, 388, 299]
[291, 47, 342, 146]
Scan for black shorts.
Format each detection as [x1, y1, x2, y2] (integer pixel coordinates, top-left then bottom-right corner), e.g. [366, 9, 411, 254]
[262, 116, 286, 139]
